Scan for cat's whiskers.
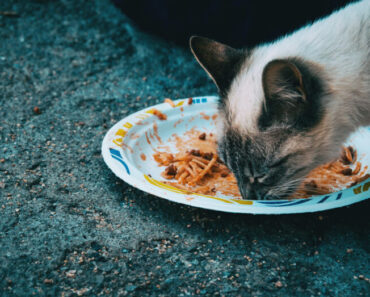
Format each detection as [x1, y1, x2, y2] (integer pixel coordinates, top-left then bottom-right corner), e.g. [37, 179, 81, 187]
[267, 178, 305, 197]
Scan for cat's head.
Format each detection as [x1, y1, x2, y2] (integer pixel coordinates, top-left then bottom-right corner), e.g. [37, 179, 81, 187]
[190, 36, 341, 200]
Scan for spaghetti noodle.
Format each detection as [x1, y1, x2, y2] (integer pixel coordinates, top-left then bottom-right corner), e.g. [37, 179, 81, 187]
[153, 131, 368, 199]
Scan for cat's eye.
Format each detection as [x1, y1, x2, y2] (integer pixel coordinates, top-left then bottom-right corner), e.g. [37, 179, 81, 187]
[256, 175, 268, 183]
[248, 174, 268, 185]
[269, 154, 291, 168]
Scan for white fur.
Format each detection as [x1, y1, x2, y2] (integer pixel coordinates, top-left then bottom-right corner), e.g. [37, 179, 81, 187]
[227, 0, 370, 133]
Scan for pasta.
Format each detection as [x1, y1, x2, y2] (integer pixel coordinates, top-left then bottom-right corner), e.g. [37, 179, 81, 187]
[295, 146, 369, 198]
[153, 127, 368, 199]
[152, 108, 167, 120]
[153, 148, 239, 196]
[164, 98, 176, 108]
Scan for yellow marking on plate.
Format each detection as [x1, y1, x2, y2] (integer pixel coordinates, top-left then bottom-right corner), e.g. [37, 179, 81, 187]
[144, 175, 234, 204]
[175, 101, 184, 107]
[145, 109, 155, 114]
[136, 114, 150, 120]
[144, 175, 189, 194]
[192, 193, 233, 204]
[231, 199, 253, 205]
[353, 186, 362, 194]
[123, 122, 133, 129]
[112, 138, 123, 146]
[353, 181, 370, 194]
[364, 181, 370, 192]
[115, 129, 127, 137]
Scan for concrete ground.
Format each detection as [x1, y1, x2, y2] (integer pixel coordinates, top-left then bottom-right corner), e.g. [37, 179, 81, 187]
[0, 1, 369, 296]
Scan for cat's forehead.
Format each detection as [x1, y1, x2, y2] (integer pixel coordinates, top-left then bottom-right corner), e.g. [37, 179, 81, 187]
[220, 126, 272, 153]
[219, 121, 302, 160]
[225, 61, 265, 134]
[224, 46, 290, 134]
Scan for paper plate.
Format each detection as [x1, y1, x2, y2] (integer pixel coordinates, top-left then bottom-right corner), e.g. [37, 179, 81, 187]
[102, 96, 370, 214]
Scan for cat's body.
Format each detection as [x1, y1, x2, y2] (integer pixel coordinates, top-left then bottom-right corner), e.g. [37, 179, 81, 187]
[190, 0, 370, 199]
[229, 0, 370, 133]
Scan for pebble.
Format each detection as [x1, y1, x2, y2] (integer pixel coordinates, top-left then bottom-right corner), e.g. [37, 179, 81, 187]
[275, 281, 283, 288]
[44, 279, 53, 284]
[33, 106, 41, 114]
[125, 284, 137, 292]
[66, 270, 76, 278]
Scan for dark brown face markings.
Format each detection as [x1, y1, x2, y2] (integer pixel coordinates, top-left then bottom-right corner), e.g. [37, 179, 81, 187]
[217, 123, 313, 200]
[189, 36, 250, 99]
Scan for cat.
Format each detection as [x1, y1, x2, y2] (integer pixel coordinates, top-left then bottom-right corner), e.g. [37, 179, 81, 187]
[190, 0, 370, 200]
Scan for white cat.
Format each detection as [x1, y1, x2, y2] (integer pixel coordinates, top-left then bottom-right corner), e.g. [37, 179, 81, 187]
[190, 0, 370, 199]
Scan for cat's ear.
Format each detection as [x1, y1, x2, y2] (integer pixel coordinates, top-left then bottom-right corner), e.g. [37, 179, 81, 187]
[260, 59, 322, 129]
[263, 59, 307, 103]
[190, 36, 245, 94]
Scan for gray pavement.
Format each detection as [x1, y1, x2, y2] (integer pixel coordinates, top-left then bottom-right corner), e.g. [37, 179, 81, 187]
[0, 1, 369, 296]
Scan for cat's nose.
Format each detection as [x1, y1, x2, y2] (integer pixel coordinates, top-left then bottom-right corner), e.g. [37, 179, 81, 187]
[239, 181, 265, 200]
[238, 180, 249, 200]
[248, 188, 263, 200]
[239, 182, 260, 200]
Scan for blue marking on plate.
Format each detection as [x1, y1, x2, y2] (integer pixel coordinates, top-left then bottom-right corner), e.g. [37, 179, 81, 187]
[336, 192, 343, 200]
[111, 156, 130, 174]
[110, 148, 130, 174]
[258, 200, 290, 205]
[259, 199, 312, 207]
[201, 98, 207, 103]
[273, 199, 312, 207]
[110, 148, 122, 158]
[318, 195, 330, 203]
